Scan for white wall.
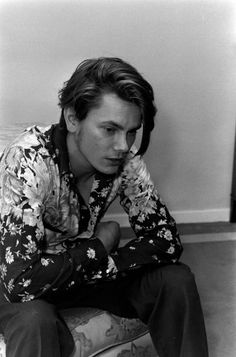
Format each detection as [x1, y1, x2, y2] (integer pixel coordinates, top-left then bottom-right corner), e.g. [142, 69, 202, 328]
[0, 0, 235, 224]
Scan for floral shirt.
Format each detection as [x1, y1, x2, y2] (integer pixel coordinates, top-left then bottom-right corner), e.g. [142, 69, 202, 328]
[0, 124, 183, 303]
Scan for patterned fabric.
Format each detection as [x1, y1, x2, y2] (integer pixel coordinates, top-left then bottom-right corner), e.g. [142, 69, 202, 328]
[0, 335, 5, 357]
[102, 338, 157, 357]
[0, 307, 158, 357]
[0, 124, 183, 303]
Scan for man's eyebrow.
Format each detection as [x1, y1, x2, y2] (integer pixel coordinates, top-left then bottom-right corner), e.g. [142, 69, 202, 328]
[101, 120, 142, 131]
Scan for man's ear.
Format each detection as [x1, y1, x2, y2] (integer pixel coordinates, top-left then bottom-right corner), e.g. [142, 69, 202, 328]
[64, 107, 79, 133]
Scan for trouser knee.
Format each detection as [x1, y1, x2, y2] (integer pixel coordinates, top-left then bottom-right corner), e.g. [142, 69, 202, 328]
[15, 300, 58, 331]
[128, 263, 198, 320]
[133, 263, 197, 298]
[160, 263, 197, 296]
[1, 300, 74, 357]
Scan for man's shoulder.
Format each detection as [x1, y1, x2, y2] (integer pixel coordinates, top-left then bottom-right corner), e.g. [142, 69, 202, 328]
[121, 148, 146, 175]
[13, 124, 53, 149]
[0, 124, 55, 168]
[116, 146, 153, 191]
[5, 124, 54, 155]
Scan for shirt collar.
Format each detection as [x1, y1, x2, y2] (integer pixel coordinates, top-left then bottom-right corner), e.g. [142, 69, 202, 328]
[50, 124, 70, 175]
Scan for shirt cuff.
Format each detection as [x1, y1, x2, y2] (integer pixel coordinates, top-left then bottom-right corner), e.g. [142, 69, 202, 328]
[69, 237, 108, 271]
[110, 252, 127, 272]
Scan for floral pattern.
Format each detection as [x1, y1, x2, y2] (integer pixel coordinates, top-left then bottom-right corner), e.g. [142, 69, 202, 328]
[0, 124, 183, 303]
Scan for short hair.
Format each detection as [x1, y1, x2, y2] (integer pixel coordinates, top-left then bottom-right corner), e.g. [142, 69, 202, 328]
[58, 57, 157, 156]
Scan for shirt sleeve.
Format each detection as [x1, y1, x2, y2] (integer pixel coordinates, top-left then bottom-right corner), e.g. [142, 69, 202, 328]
[110, 154, 183, 272]
[0, 146, 107, 303]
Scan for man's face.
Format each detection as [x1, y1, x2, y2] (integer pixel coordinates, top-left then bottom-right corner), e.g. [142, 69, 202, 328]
[67, 92, 142, 176]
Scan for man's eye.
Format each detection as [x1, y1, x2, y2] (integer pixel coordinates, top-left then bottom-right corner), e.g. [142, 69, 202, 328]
[104, 127, 115, 134]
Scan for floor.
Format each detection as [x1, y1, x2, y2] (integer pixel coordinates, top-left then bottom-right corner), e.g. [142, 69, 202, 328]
[182, 238, 236, 357]
[121, 224, 236, 357]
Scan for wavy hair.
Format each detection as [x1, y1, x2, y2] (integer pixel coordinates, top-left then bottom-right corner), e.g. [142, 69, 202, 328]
[58, 57, 157, 156]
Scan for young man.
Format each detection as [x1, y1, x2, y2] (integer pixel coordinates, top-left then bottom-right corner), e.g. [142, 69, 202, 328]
[0, 57, 208, 357]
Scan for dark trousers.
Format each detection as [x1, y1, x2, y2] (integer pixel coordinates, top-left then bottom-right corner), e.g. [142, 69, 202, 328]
[0, 263, 209, 357]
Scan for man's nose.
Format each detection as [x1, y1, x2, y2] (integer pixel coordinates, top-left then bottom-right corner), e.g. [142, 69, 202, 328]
[113, 134, 129, 153]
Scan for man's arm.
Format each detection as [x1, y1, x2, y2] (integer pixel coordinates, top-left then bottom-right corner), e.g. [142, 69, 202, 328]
[0, 146, 109, 302]
[110, 154, 183, 272]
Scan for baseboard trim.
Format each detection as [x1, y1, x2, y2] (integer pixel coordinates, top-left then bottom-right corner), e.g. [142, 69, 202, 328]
[172, 208, 230, 224]
[181, 232, 236, 244]
[102, 208, 230, 227]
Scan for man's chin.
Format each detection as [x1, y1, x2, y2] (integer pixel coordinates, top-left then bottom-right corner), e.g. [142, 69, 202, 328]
[97, 165, 120, 176]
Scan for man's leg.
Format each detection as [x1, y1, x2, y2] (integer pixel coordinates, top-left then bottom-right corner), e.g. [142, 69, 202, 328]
[36, 262, 208, 357]
[126, 263, 209, 357]
[68, 263, 208, 357]
[0, 299, 74, 357]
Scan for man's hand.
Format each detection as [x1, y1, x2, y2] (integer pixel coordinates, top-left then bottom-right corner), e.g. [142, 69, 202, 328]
[95, 221, 121, 254]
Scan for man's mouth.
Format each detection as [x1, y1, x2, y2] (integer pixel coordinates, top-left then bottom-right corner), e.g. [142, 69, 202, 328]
[106, 158, 123, 165]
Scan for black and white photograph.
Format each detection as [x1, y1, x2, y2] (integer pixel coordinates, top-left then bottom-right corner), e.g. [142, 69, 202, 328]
[0, 1, 235, 356]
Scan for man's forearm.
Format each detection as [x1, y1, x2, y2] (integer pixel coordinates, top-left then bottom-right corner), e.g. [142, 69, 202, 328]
[1, 238, 108, 303]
